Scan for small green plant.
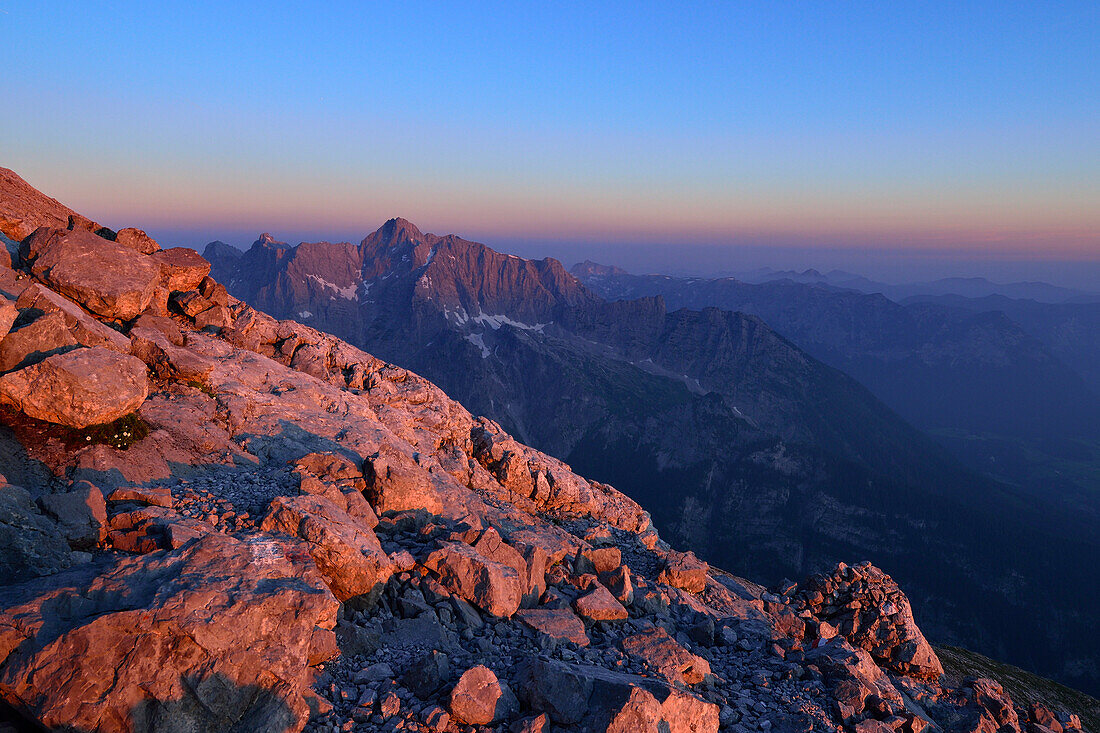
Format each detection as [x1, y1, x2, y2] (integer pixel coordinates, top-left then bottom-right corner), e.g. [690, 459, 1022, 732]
[185, 379, 217, 397]
[64, 413, 150, 450]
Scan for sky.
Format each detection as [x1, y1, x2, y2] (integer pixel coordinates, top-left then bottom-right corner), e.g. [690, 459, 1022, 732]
[2, 2, 1098, 286]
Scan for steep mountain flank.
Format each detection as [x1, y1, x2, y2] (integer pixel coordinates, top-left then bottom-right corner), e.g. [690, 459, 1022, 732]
[208, 221, 1100, 695]
[0, 171, 1091, 732]
[574, 265, 1100, 516]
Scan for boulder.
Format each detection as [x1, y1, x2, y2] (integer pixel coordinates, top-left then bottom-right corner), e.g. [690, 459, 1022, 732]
[657, 550, 708, 594]
[0, 485, 73, 582]
[261, 494, 394, 604]
[0, 347, 149, 428]
[0, 296, 16, 341]
[15, 283, 130, 353]
[516, 608, 590, 647]
[115, 227, 161, 255]
[22, 227, 163, 321]
[152, 248, 211, 293]
[573, 584, 629, 622]
[449, 665, 517, 725]
[0, 533, 340, 732]
[35, 484, 107, 549]
[0, 311, 79, 372]
[516, 658, 718, 732]
[619, 626, 711, 685]
[424, 541, 522, 617]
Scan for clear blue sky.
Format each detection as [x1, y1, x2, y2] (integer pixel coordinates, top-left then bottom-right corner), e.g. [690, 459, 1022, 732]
[2, 2, 1098, 282]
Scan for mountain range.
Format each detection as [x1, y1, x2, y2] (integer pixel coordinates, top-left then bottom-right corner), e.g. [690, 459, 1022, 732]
[207, 221, 1100, 695]
[0, 166, 1093, 732]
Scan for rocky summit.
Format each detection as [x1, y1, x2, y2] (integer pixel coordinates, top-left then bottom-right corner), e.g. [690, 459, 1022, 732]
[0, 168, 1091, 733]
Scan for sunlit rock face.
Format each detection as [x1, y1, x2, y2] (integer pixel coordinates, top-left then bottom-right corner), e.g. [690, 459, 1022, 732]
[0, 168, 1088, 733]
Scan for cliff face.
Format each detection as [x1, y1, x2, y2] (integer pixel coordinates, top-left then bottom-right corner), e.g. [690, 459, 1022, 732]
[208, 221, 1100, 696]
[0, 171, 1091, 733]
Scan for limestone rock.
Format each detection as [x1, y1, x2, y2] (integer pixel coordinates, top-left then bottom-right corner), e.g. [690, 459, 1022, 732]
[0, 485, 73, 582]
[0, 346, 149, 428]
[152, 247, 211, 293]
[619, 625, 711, 685]
[35, 484, 107, 549]
[115, 227, 161, 255]
[0, 167, 101, 242]
[424, 541, 522, 617]
[657, 550, 708, 594]
[0, 533, 339, 732]
[449, 665, 517, 725]
[260, 494, 394, 603]
[516, 608, 590, 647]
[0, 296, 17, 341]
[15, 282, 130, 353]
[0, 311, 78, 372]
[22, 227, 163, 321]
[574, 583, 629, 622]
[794, 561, 943, 680]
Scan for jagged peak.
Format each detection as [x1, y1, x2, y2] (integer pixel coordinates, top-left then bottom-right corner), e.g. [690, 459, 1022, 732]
[364, 217, 427, 248]
[253, 232, 287, 248]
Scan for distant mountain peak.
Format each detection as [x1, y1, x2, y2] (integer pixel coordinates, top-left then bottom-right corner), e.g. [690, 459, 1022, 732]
[254, 232, 287, 248]
[368, 217, 427, 247]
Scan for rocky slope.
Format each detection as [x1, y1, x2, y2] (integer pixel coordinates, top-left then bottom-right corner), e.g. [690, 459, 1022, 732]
[0, 167, 1092, 733]
[208, 221, 1100, 695]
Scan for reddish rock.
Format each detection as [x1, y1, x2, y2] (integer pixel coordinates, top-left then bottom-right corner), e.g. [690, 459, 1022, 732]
[516, 608, 590, 647]
[0, 296, 16, 341]
[449, 665, 517, 725]
[0, 347, 149, 428]
[151, 247, 211, 292]
[0, 533, 339, 732]
[579, 546, 621, 575]
[261, 494, 394, 604]
[107, 486, 173, 508]
[22, 227, 163, 320]
[604, 563, 634, 605]
[424, 541, 522, 617]
[15, 283, 130, 353]
[129, 325, 215, 382]
[516, 658, 717, 732]
[0, 311, 78, 372]
[0, 167, 101, 241]
[657, 551, 708, 594]
[473, 527, 532, 603]
[619, 626, 711, 685]
[574, 584, 629, 622]
[794, 562, 943, 680]
[115, 227, 161, 255]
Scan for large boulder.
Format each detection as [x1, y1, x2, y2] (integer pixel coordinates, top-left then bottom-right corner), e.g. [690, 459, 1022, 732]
[657, 550, 708, 594]
[424, 541, 522, 617]
[260, 494, 394, 604]
[35, 484, 107, 549]
[619, 626, 711, 685]
[22, 227, 163, 321]
[516, 658, 718, 733]
[0, 296, 17, 341]
[0, 347, 149, 428]
[151, 248, 211, 293]
[115, 228, 161, 255]
[0, 311, 79, 372]
[0, 533, 340, 732]
[448, 665, 517, 725]
[15, 282, 131, 353]
[0, 485, 73, 582]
